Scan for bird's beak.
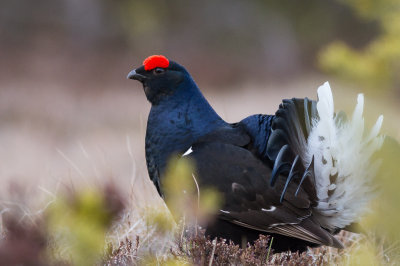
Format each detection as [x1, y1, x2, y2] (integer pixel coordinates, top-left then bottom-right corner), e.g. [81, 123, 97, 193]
[127, 69, 147, 82]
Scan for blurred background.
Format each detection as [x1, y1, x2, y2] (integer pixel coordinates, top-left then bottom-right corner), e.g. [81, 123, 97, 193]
[0, 0, 399, 243]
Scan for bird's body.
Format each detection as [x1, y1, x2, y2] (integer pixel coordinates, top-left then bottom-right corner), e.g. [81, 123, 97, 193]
[128, 55, 384, 252]
[144, 66, 227, 194]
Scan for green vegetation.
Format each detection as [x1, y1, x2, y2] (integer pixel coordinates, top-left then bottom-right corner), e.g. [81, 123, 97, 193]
[48, 189, 122, 265]
[0, 185, 124, 265]
[163, 157, 223, 226]
[319, 0, 400, 94]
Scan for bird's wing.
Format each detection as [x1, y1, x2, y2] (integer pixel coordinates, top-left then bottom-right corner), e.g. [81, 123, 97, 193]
[223, 214, 342, 248]
[185, 139, 342, 248]
[217, 183, 343, 248]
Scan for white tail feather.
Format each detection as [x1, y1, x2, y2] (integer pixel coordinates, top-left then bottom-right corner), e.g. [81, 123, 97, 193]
[306, 82, 384, 230]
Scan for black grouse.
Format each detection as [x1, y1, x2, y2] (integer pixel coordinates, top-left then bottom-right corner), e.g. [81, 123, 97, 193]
[127, 55, 384, 252]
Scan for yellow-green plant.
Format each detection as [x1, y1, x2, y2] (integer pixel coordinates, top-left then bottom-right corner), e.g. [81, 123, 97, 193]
[340, 137, 400, 264]
[319, 0, 400, 93]
[47, 188, 122, 265]
[163, 156, 222, 228]
[362, 138, 400, 241]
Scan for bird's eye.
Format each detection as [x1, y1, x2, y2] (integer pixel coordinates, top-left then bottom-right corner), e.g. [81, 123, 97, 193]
[153, 68, 165, 75]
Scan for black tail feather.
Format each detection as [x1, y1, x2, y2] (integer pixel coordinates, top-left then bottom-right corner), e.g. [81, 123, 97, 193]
[280, 155, 301, 202]
[267, 98, 318, 203]
[270, 144, 292, 186]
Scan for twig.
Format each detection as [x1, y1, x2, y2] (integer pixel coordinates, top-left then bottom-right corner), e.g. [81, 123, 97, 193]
[209, 238, 217, 266]
[57, 148, 85, 180]
[192, 174, 200, 236]
[266, 236, 274, 262]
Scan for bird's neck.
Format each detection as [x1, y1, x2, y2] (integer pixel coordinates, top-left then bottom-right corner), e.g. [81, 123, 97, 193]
[145, 84, 226, 188]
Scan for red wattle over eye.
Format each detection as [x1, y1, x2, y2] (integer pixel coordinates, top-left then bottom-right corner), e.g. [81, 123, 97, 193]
[143, 55, 169, 71]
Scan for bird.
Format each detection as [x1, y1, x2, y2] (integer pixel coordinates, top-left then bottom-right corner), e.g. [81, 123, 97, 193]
[127, 55, 384, 252]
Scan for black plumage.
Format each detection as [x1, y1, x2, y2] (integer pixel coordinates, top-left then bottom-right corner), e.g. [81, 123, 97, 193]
[127, 55, 345, 252]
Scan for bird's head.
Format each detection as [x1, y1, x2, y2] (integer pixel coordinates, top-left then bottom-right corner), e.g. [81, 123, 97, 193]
[127, 55, 193, 105]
